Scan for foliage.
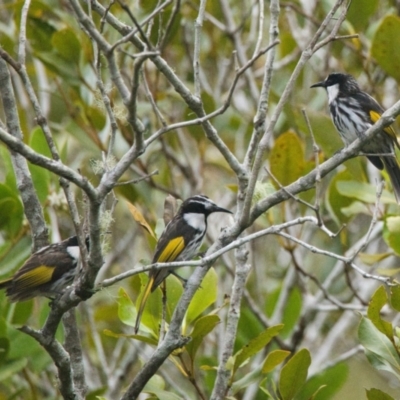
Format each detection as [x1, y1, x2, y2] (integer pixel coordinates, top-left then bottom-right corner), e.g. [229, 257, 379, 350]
[0, 0, 400, 399]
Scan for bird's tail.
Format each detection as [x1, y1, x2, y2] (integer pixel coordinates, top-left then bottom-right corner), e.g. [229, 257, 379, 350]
[134, 274, 155, 334]
[383, 156, 400, 204]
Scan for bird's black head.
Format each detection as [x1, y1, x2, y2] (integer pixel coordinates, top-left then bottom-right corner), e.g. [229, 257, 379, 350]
[65, 235, 90, 250]
[310, 73, 360, 95]
[179, 195, 232, 217]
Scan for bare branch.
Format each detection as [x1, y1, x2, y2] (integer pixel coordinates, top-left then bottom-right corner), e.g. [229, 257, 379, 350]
[0, 58, 48, 250]
[211, 245, 251, 399]
[19, 325, 81, 400]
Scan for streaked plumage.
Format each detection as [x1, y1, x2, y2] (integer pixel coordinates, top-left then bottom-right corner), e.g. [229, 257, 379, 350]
[311, 72, 400, 203]
[134, 195, 232, 333]
[0, 236, 86, 302]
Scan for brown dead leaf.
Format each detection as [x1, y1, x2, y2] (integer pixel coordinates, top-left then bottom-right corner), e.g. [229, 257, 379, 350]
[163, 195, 177, 225]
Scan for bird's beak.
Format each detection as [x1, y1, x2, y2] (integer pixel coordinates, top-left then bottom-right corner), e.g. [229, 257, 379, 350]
[310, 80, 326, 89]
[213, 205, 233, 214]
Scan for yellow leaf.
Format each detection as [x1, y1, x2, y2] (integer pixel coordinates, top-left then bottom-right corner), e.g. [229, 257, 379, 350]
[269, 130, 304, 186]
[127, 202, 156, 239]
[226, 184, 238, 193]
[358, 252, 392, 265]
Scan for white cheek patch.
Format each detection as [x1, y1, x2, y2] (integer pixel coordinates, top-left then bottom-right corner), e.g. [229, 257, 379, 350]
[327, 83, 339, 103]
[66, 246, 81, 260]
[184, 213, 206, 231]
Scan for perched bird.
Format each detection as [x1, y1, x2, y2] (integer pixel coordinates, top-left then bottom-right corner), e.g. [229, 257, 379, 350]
[0, 236, 87, 302]
[135, 195, 232, 333]
[311, 72, 400, 203]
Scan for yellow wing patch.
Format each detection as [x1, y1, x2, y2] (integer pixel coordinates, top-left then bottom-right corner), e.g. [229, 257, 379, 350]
[369, 110, 399, 147]
[157, 237, 185, 262]
[15, 265, 54, 289]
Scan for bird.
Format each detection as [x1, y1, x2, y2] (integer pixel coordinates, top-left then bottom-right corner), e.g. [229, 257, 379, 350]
[0, 235, 87, 302]
[134, 195, 232, 333]
[310, 72, 400, 203]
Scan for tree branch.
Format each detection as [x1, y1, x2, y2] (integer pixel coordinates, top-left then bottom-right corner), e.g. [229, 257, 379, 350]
[0, 57, 48, 250]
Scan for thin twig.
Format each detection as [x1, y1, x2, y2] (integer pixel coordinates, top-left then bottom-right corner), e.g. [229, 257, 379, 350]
[114, 170, 159, 186]
[301, 108, 323, 224]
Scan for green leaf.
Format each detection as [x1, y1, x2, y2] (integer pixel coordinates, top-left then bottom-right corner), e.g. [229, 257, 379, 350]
[0, 146, 17, 192]
[202, 91, 216, 114]
[117, 287, 137, 328]
[336, 181, 395, 204]
[346, 0, 378, 30]
[29, 127, 51, 204]
[233, 324, 284, 375]
[0, 238, 31, 279]
[365, 349, 400, 377]
[0, 184, 23, 236]
[135, 274, 162, 335]
[367, 286, 393, 339]
[0, 317, 6, 338]
[340, 201, 370, 217]
[281, 287, 302, 338]
[262, 349, 291, 374]
[371, 15, 400, 83]
[8, 328, 46, 362]
[269, 131, 304, 186]
[144, 374, 183, 400]
[102, 329, 157, 346]
[85, 387, 107, 400]
[22, 2, 58, 53]
[29, 127, 52, 158]
[144, 389, 183, 400]
[230, 367, 262, 395]
[184, 268, 218, 327]
[186, 315, 220, 363]
[296, 362, 348, 400]
[51, 28, 81, 64]
[0, 337, 10, 364]
[383, 216, 400, 255]
[390, 285, 400, 312]
[358, 317, 400, 374]
[11, 300, 33, 326]
[327, 170, 357, 224]
[86, 105, 107, 131]
[366, 387, 395, 400]
[36, 52, 81, 86]
[165, 274, 184, 324]
[279, 348, 311, 400]
[0, 358, 28, 381]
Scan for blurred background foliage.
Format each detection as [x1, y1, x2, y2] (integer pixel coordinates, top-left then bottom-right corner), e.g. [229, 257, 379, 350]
[1, 0, 400, 399]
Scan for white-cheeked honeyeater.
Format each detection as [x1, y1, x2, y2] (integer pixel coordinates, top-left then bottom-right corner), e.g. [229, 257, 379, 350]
[311, 72, 400, 203]
[134, 195, 232, 334]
